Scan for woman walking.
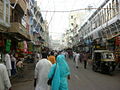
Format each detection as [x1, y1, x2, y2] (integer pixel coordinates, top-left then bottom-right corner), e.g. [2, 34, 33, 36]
[48, 54, 70, 90]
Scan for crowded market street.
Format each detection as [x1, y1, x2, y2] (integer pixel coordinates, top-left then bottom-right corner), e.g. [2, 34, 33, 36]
[12, 59, 120, 90]
[0, 0, 120, 90]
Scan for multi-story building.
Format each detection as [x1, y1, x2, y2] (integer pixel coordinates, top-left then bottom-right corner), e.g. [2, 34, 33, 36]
[79, 0, 120, 41]
[31, 1, 46, 52]
[68, 12, 87, 47]
[77, 0, 120, 60]
[0, 0, 49, 58]
[42, 20, 49, 47]
[9, 0, 30, 41]
[64, 29, 73, 48]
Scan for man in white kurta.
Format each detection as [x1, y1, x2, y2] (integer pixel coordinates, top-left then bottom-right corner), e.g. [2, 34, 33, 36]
[0, 63, 12, 90]
[34, 56, 52, 90]
[5, 53, 12, 77]
[75, 52, 80, 68]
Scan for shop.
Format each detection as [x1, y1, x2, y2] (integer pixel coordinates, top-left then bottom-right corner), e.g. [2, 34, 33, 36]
[0, 33, 12, 62]
[107, 35, 120, 62]
[0, 34, 5, 62]
[114, 36, 120, 62]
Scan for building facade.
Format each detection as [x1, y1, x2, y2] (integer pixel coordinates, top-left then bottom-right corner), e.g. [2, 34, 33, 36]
[72, 0, 120, 61]
[0, 0, 49, 62]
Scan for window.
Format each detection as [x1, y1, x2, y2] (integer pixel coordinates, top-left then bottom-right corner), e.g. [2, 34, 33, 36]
[71, 23, 74, 26]
[112, 0, 116, 17]
[109, 3, 112, 19]
[71, 16, 73, 19]
[116, 0, 119, 13]
[102, 10, 104, 24]
[6, 3, 9, 23]
[107, 5, 109, 21]
[0, 0, 3, 20]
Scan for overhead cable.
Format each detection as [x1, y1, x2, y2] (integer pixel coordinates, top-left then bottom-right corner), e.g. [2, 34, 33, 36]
[40, 7, 115, 12]
[48, 0, 56, 26]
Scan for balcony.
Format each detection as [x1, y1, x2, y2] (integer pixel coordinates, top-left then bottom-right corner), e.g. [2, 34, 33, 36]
[8, 22, 30, 41]
[10, 0, 26, 13]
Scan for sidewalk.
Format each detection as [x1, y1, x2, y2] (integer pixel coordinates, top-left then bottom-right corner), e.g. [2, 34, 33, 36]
[11, 63, 35, 90]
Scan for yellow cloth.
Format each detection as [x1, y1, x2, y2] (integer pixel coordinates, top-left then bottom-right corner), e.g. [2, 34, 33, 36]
[48, 56, 56, 64]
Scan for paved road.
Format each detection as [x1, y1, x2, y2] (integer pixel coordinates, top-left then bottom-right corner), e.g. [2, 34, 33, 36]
[68, 59, 120, 90]
[12, 60, 120, 90]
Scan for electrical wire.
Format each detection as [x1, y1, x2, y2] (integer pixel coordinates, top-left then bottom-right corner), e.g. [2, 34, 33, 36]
[40, 7, 114, 13]
[44, 0, 50, 20]
[48, 0, 55, 27]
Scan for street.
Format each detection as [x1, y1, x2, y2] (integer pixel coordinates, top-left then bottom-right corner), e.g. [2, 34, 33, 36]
[1, 0, 120, 90]
[11, 59, 120, 90]
[68, 59, 120, 90]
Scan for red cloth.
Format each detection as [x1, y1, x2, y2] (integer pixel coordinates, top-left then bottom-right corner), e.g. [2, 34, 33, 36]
[0, 40, 4, 47]
[115, 36, 120, 46]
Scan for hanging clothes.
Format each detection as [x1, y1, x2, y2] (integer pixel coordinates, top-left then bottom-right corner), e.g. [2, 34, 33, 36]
[5, 40, 11, 53]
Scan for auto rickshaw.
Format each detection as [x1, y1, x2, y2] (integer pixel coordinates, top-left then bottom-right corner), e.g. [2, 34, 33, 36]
[92, 50, 116, 73]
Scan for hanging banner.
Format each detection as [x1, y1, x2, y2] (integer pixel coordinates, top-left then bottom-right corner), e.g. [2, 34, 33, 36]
[5, 40, 11, 53]
[24, 41, 27, 52]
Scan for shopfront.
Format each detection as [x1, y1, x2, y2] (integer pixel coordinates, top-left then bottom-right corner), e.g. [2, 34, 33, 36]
[107, 35, 120, 62]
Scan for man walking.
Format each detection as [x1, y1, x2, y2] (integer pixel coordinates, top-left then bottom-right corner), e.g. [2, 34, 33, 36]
[34, 52, 52, 90]
[0, 63, 12, 90]
[83, 52, 88, 69]
[5, 52, 12, 77]
[75, 51, 80, 68]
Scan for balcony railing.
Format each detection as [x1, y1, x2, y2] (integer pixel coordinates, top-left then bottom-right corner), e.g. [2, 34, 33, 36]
[10, 0, 26, 13]
[9, 22, 30, 40]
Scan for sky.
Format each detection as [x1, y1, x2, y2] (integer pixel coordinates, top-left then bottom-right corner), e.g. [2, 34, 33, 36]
[37, 0, 105, 40]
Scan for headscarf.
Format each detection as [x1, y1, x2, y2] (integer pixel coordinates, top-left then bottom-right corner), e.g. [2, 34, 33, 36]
[56, 55, 70, 77]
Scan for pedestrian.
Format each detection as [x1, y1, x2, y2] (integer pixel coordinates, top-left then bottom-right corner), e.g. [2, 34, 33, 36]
[16, 59, 24, 78]
[48, 51, 56, 64]
[83, 52, 88, 69]
[48, 54, 70, 90]
[34, 52, 52, 90]
[0, 63, 12, 90]
[54, 51, 58, 58]
[79, 52, 83, 63]
[34, 52, 40, 64]
[75, 51, 80, 69]
[65, 51, 69, 60]
[73, 51, 76, 62]
[5, 52, 12, 77]
[10, 55, 17, 76]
